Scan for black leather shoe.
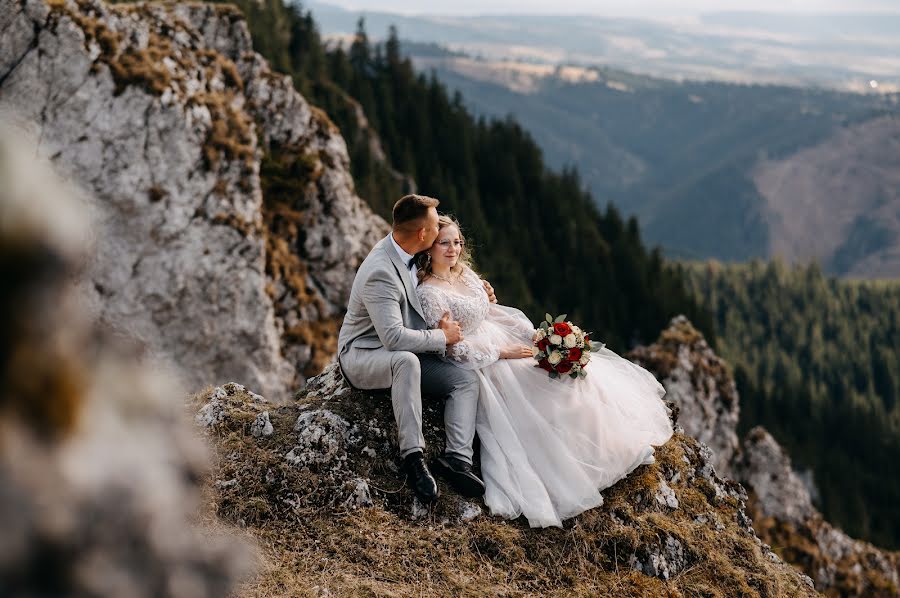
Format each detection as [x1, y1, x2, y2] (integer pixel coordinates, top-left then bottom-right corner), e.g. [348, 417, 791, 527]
[402, 451, 439, 503]
[430, 455, 485, 498]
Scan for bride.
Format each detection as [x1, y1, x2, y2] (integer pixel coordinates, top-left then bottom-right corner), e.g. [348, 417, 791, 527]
[415, 215, 673, 528]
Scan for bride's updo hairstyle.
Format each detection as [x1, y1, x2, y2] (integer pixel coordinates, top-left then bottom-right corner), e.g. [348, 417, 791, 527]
[416, 214, 473, 282]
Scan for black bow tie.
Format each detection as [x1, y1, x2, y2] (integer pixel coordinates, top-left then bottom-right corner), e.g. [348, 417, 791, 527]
[407, 256, 417, 269]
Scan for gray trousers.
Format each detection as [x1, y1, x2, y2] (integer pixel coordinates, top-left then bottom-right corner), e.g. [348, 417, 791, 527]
[339, 347, 479, 464]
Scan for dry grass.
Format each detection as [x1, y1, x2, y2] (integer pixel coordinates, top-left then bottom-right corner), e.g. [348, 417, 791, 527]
[211, 211, 262, 237]
[193, 382, 819, 597]
[194, 90, 257, 169]
[310, 105, 341, 136]
[284, 318, 342, 377]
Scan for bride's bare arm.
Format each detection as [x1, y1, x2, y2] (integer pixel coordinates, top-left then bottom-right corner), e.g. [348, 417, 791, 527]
[500, 345, 533, 359]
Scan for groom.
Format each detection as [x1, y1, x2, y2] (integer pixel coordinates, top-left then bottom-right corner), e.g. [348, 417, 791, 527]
[337, 194, 488, 502]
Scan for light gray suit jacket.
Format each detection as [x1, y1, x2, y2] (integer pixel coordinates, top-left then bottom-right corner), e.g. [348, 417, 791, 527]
[338, 234, 446, 370]
[337, 235, 479, 461]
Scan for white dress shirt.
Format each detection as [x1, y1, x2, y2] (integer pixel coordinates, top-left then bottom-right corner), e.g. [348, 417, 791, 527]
[390, 233, 419, 288]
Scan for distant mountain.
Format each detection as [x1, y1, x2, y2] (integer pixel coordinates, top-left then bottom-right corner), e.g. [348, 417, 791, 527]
[406, 56, 900, 275]
[754, 116, 900, 278]
[309, 1, 900, 277]
[308, 1, 900, 91]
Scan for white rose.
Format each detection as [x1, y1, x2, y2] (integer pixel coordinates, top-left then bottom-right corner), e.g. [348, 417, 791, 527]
[549, 334, 562, 345]
[563, 333, 577, 348]
[531, 345, 541, 358]
[534, 328, 546, 340]
[572, 326, 582, 335]
[579, 353, 590, 365]
[548, 350, 562, 365]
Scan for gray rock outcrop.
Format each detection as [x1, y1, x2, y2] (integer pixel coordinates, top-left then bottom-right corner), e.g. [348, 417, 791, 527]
[0, 0, 387, 400]
[628, 314, 740, 476]
[631, 316, 900, 596]
[736, 426, 816, 526]
[737, 426, 900, 595]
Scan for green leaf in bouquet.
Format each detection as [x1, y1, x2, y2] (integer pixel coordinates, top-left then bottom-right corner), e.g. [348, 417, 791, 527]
[540, 322, 549, 330]
[569, 372, 578, 379]
[545, 313, 553, 324]
[553, 314, 567, 323]
[549, 370, 559, 379]
[578, 369, 587, 378]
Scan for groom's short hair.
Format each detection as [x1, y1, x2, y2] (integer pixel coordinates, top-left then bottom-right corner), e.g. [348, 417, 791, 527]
[392, 194, 439, 231]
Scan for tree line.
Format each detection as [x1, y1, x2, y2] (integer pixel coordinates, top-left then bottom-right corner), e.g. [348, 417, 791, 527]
[682, 260, 900, 548]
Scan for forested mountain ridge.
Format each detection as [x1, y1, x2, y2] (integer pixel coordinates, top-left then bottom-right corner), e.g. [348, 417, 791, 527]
[682, 260, 900, 549]
[406, 52, 900, 276]
[204, 0, 714, 353]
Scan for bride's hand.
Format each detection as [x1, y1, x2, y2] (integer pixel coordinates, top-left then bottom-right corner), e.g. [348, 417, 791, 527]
[500, 345, 533, 359]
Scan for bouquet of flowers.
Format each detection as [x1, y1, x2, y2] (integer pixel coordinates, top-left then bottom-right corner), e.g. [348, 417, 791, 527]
[532, 313, 604, 379]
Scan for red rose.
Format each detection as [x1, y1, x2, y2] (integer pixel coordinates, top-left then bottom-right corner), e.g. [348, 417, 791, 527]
[557, 361, 573, 374]
[538, 358, 553, 372]
[567, 348, 582, 361]
[584, 334, 590, 342]
[553, 322, 572, 336]
[538, 338, 550, 351]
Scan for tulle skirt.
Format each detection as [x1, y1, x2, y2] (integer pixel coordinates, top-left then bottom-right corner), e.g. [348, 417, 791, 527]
[471, 306, 673, 528]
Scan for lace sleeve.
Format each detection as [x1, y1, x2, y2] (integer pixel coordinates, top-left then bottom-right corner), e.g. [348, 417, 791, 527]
[416, 284, 449, 329]
[417, 283, 500, 370]
[446, 337, 500, 370]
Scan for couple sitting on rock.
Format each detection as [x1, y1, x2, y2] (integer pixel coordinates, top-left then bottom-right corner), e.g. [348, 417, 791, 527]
[337, 194, 673, 527]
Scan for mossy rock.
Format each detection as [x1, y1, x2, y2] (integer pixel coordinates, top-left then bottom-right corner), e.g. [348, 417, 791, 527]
[194, 366, 818, 597]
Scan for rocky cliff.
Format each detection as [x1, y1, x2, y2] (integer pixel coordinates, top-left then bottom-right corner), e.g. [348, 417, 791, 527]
[630, 317, 900, 596]
[186, 317, 890, 596]
[0, 0, 387, 400]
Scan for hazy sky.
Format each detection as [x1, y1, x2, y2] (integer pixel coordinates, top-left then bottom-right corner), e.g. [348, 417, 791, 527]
[323, 0, 900, 17]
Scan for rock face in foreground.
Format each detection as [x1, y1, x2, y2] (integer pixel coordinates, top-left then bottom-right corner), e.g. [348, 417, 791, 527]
[194, 365, 817, 597]
[631, 317, 900, 597]
[0, 126, 253, 597]
[0, 0, 387, 399]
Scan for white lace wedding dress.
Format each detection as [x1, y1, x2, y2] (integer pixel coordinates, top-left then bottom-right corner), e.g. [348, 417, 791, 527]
[417, 268, 673, 528]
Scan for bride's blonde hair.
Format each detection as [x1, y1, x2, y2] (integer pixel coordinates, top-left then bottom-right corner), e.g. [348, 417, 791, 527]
[416, 214, 473, 282]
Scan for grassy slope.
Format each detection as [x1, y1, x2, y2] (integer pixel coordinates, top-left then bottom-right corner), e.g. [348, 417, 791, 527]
[194, 378, 815, 597]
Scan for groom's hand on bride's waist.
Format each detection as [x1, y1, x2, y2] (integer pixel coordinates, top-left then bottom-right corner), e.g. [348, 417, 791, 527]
[438, 311, 464, 345]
